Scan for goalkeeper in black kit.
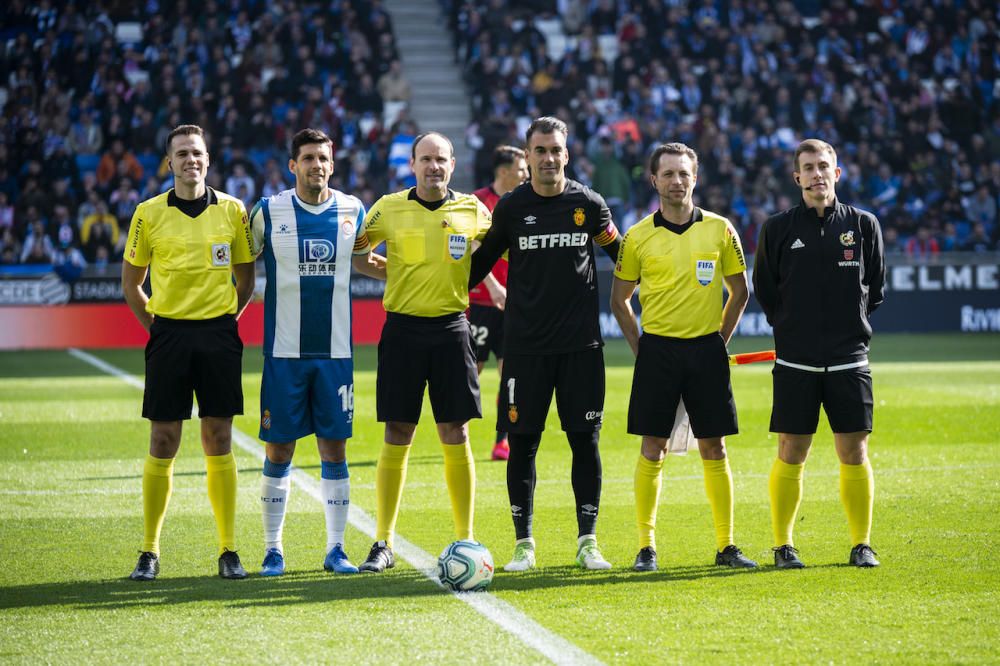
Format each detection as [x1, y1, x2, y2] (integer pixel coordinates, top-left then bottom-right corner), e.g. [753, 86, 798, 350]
[469, 117, 621, 571]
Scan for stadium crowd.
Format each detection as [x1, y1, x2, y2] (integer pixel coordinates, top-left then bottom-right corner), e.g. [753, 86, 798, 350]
[0, 0, 410, 267]
[2, 1, 999, 269]
[448, 0, 1000, 254]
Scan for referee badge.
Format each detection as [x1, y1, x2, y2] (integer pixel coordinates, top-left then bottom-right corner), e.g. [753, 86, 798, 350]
[695, 259, 716, 286]
[448, 234, 468, 260]
[508, 405, 519, 424]
[212, 243, 231, 267]
[573, 208, 586, 226]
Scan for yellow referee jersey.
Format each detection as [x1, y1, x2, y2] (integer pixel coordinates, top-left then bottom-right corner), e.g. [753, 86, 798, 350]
[124, 188, 254, 320]
[356, 188, 492, 317]
[615, 208, 746, 338]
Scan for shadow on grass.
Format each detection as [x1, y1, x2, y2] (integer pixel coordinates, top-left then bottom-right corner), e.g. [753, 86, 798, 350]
[0, 568, 442, 611]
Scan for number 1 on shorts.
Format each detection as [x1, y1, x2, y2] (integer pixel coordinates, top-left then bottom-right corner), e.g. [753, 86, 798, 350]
[507, 377, 515, 404]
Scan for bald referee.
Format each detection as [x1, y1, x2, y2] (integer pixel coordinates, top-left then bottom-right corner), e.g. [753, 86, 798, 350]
[122, 124, 256, 581]
[611, 142, 756, 572]
[353, 132, 493, 573]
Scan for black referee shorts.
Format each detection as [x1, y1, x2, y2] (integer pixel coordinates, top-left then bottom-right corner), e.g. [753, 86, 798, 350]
[143, 315, 244, 421]
[627, 332, 738, 440]
[770, 363, 873, 434]
[468, 303, 504, 364]
[376, 312, 482, 424]
[498, 348, 605, 434]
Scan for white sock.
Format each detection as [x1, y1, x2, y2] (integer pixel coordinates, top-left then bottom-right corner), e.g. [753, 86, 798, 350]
[261, 474, 291, 552]
[323, 476, 350, 551]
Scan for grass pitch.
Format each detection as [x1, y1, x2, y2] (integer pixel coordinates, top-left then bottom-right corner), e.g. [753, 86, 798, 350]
[1, 333, 998, 664]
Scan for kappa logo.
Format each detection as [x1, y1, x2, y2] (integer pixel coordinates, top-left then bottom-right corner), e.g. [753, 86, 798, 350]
[277, 224, 290, 234]
[523, 215, 537, 224]
[840, 230, 856, 246]
[791, 238, 805, 249]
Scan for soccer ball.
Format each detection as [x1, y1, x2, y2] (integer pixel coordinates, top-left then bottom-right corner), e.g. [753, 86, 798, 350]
[437, 540, 494, 592]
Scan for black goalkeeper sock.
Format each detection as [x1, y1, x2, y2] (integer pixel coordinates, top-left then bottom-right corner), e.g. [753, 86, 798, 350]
[506, 432, 542, 540]
[567, 430, 602, 537]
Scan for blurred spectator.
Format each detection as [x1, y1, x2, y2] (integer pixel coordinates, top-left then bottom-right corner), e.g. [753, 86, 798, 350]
[378, 60, 411, 102]
[225, 164, 256, 207]
[96, 139, 144, 190]
[964, 185, 997, 232]
[80, 201, 120, 253]
[590, 136, 631, 228]
[21, 220, 54, 264]
[906, 227, 941, 259]
[962, 223, 996, 253]
[109, 178, 140, 231]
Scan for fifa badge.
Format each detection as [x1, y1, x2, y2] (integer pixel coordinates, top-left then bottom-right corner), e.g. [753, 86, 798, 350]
[573, 207, 586, 226]
[261, 409, 271, 430]
[508, 405, 519, 424]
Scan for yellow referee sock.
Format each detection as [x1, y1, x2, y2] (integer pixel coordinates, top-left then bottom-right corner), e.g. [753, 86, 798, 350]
[703, 457, 735, 552]
[769, 458, 805, 547]
[142, 454, 174, 554]
[840, 459, 874, 546]
[375, 442, 411, 548]
[442, 442, 476, 541]
[634, 455, 664, 550]
[205, 452, 238, 555]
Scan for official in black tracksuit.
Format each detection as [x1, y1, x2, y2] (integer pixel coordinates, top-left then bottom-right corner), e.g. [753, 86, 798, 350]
[753, 139, 885, 570]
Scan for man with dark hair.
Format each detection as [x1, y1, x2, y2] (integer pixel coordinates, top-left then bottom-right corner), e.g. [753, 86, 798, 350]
[249, 128, 386, 577]
[353, 131, 493, 573]
[754, 138, 886, 569]
[469, 116, 622, 571]
[122, 124, 256, 581]
[611, 142, 756, 573]
[470, 145, 528, 461]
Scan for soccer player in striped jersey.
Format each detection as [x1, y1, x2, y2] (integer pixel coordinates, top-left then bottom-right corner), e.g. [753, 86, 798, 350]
[250, 129, 385, 576]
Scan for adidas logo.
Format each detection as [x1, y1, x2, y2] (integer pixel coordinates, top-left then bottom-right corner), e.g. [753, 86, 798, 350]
[791, 238, 805, 249]
[523, 215, 536, 224]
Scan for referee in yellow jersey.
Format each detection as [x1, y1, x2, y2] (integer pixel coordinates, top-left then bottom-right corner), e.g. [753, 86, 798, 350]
[610, 143, 756, 572]
[122, 125, 256, 581]
[353, 132, 493, 572]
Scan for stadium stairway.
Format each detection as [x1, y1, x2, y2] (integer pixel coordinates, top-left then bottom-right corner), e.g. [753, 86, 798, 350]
[383, 0, 475, 192]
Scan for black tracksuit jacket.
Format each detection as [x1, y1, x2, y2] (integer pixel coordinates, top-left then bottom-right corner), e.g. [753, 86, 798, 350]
[752, 198, 885, 367]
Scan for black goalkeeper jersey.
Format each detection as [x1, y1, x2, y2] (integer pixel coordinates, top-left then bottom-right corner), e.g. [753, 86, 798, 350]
[469, 179, 621, 355]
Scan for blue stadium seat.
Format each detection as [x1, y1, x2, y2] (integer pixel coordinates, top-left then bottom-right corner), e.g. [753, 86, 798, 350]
[75, 154, 100, 175]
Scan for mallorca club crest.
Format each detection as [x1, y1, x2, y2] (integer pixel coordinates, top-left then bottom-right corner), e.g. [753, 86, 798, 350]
[573, 207, 586, 226]
[839, 230, 856, 246]
[508, 404, 519, 424]
[261, 409, 271, 430]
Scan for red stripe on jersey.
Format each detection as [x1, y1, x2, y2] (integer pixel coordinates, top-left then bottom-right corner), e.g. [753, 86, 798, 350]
[470, 185, 506, 304]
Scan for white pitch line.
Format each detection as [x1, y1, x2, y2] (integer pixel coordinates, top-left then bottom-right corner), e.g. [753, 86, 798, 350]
[68, 347, 603, 666]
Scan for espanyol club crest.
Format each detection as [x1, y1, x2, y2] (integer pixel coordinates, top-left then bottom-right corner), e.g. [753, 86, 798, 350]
[695, 259, 716, 286]
[261, 409, 271, 430]
[840, 230, 856, 246]
[342, 217, 355, 237]
[573, 207, 586, 226]
[448, 234, 468, 260]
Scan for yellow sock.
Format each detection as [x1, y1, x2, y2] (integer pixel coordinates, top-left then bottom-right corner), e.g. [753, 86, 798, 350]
[769, 458, 805, 547]
[205, 452, 238, 555]
[375, 443, 410, 548]
[703, 457, 734, 552]
[634, 455, 664, 550]
[840, 459, 874, 546]
[142, 455, 174, 554]
[442, 442, 476, 541]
